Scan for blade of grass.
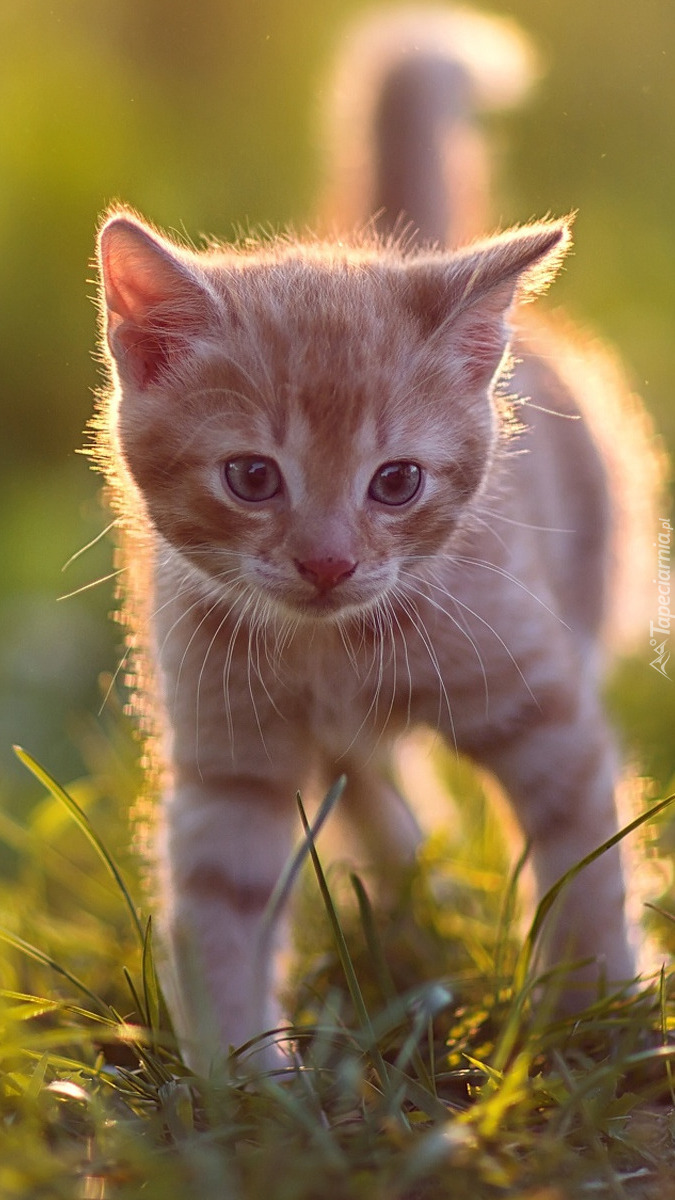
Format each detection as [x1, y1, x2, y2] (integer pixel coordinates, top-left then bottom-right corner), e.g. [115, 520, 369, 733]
[251, 777, 346, 1060]
[13, 745, 144, 947]
[142, 916, 161, 1035]
[492, 792, 675, 1073]
[383, 1060, 460, 1120]
[469, 1048, 535, 1141]
[123, 967, 148, 1027]
[258, 1074, 347, 1169]
[493, 837, 530, 993]
[26, 1052, 51, 1101]
[0, 926, 113, 1017]
[296, 789, 398, 1113]
[260, 775, 346, 940]
[0, 805, 118, 912]
[515, 792, 675, 995]
[658, 964, 675, 1105]
[350, 871, 438, 1096]
[349, 872, 396, 1007]
[1, 990, 129, 1032]
[551, 1049, 629, 1200]
[645, 900, 675, 926]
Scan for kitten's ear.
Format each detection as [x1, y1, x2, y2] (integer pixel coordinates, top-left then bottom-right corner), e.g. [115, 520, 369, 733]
[98, 214, 218, 389]
[403, 220, 571, 389]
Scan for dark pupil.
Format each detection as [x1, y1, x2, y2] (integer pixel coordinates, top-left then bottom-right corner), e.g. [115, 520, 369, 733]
[225, 457, 279, 501]
[372, 462, 420, 505]
[242, 461, 270, 495]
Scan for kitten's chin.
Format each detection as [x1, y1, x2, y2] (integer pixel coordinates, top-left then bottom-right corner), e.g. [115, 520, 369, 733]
[279, 596, 369, 623]
[269, 586, 383, 624]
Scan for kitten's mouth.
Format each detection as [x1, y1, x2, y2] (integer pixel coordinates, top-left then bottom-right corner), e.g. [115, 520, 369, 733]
[305, 590, 344, 608]
[252, 568, 391, 622]
[296, 592, 355, 617]
[272, 585, 379, 622]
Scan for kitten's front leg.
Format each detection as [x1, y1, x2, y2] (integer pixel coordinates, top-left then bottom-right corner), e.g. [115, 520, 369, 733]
[474, 681, 637, 1007]
[158, 774, 297, 1074]
[339, 764, 423, 875]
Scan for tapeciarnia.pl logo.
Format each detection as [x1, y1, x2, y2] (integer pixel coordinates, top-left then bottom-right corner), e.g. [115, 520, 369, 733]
[649, 517, 672, 679]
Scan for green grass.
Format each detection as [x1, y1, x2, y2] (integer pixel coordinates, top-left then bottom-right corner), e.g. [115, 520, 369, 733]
[1, 730, 675, 1199]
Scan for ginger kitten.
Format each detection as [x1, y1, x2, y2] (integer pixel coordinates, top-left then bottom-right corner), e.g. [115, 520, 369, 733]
[92, 9, 656, 1071]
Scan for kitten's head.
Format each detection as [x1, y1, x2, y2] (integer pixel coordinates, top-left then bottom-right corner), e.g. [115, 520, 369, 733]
[95, 213, 568, 622]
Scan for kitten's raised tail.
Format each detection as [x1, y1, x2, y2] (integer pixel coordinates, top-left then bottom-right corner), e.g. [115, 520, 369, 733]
[320, 6, 540, 248]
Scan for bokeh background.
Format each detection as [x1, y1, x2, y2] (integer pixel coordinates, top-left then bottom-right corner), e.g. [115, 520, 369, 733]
[1, 0, 674, 815]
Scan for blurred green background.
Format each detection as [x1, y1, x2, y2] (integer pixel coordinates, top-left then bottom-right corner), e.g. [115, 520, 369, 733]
[0, 0, 673, 808]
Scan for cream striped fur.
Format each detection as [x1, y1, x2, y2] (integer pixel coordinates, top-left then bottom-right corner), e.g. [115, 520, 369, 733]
[92, 8, 660, 1072]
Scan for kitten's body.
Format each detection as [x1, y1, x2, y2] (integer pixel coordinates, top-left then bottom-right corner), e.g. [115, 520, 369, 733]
[93, 11, 658, 1070]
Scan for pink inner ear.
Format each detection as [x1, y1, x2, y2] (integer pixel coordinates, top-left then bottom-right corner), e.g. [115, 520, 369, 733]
[100, 220, 179, 320]
[99, 217, 213, 389]
[446, 281, 518, 390]
[111, 318, 180, 390]
[454, 313, 509, 390]
[404, 222, 569, 393]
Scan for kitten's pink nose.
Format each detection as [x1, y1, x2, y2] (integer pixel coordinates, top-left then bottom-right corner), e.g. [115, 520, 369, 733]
[295, 557, 357, 592]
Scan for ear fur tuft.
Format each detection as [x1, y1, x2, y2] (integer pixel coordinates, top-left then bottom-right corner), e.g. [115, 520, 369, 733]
[98, 215, 217, 389]
[400, 218, 571, 389]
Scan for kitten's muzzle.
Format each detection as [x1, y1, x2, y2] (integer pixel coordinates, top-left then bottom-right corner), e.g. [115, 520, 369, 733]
[294, 557, 357, 593]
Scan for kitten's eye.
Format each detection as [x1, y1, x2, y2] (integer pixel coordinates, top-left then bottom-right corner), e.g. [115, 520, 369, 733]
[368, 461, 422, 506]
[223, 456, 282, 502]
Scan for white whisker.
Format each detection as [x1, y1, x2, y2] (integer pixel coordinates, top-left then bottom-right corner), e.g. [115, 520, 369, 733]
[408, 569, 538, 708]
[477, 509, 575, 534]
[338, 602, 389, 758]
[452, 556, 570, 628]
[57, 568, 125, 602]
[403, 548, 568, 628]
[377, 598, 399, 742]
[221, 590, 258, 753]
[173, 584, 241, 719]
[62, 519, 120, 571]
[337, 619, 360, 674]
[194, 593, 249, 775]
[387, 598, 413, 730]
[250, 597, 286, 725]
[97, 643, 133, 717]
[245, 597, 272, 760]
[392, 583, 458, 748]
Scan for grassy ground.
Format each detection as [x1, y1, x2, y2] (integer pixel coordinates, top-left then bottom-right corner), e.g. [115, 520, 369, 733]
[1, 720, 675, 1199]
